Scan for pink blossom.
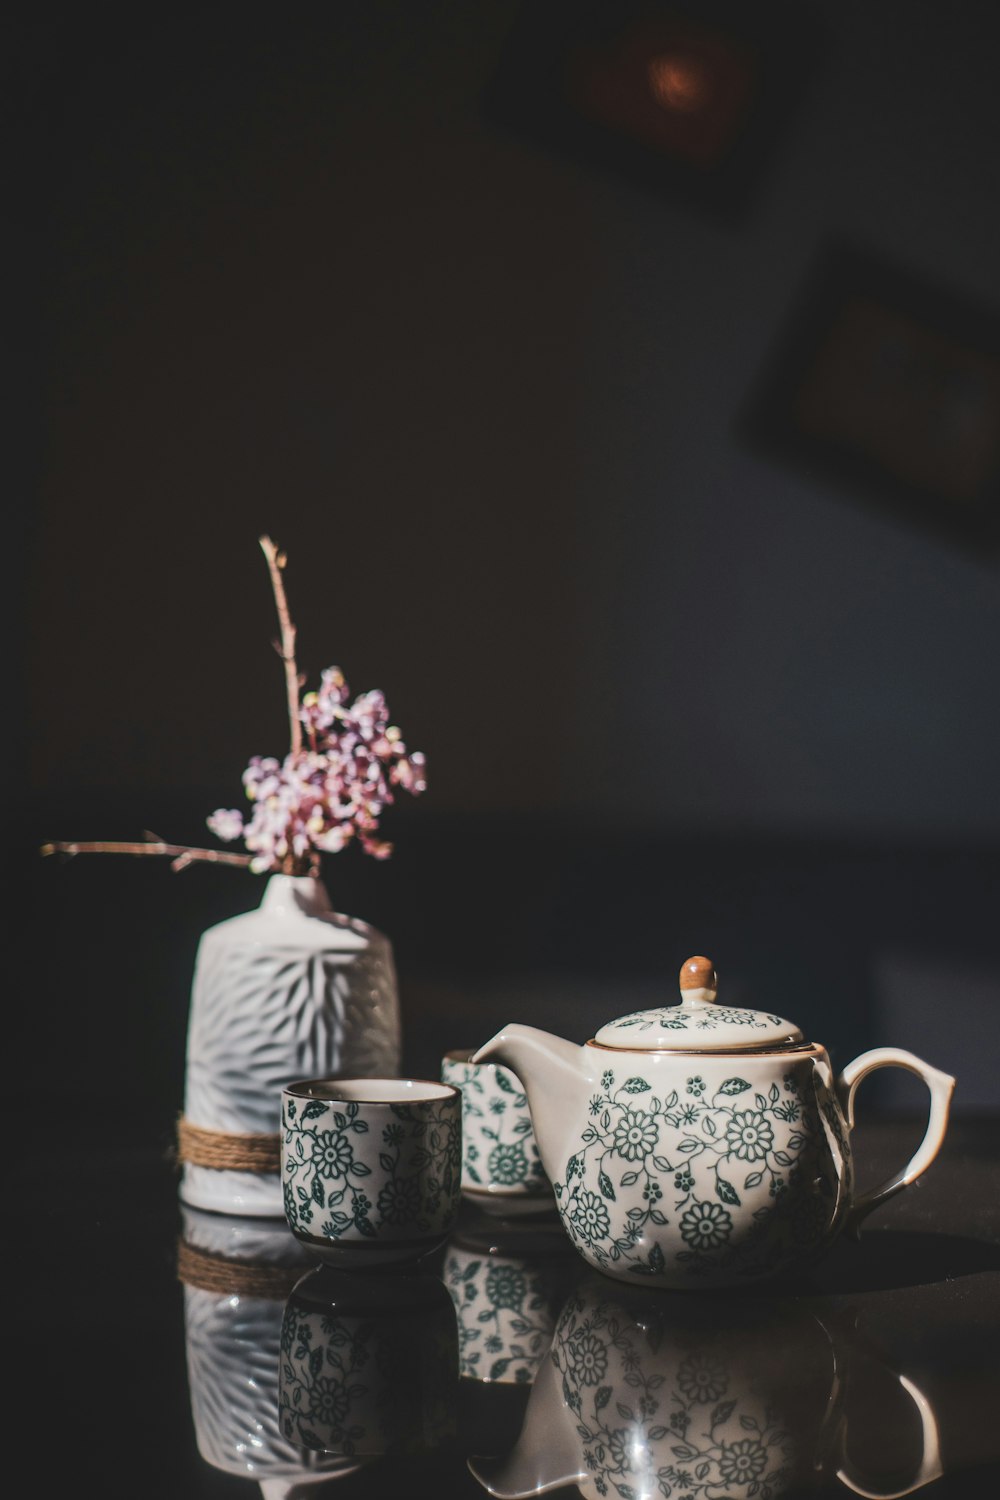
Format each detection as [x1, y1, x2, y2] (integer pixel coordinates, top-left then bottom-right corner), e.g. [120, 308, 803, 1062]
[206, 666, 425, 872]
[207, 808, 246, 842]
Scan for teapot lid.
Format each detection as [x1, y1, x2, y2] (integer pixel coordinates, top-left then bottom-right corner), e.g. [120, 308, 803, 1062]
[593, 956, 804, 1052]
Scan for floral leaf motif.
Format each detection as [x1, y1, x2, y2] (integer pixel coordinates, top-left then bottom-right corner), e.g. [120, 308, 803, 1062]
[599, 1171, 616, 1201]
[595, 1385, 612, 1410]
[622, 1077, 651, 1094]
[718, 1078, 751, 1096]
[716, 1176, 741, 1206]
[301, 1101, 327, 1120]
[494, 1070, 518, 1095]
[311, 1173, 325, 1206]
[745, 1171, 764, 1189]
[648, 1243, 665, 1273]
[712, 1399, 737, 1425]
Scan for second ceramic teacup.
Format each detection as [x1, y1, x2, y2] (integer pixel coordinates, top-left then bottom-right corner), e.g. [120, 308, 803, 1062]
[441, 1049, 552, 1214]
[281, 1077, 462, 1267]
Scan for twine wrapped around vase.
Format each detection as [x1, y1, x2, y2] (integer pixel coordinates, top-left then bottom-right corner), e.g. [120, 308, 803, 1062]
[176, 1115, 281, 1173]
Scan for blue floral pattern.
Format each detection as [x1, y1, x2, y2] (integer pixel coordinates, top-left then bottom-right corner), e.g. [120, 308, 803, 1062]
[282, 1094, 461, 1247]
[444, 1242, 566, 1384]
[552, 1290, 797, 1500]
[553, 1063, 843, 1284]
[609, 1007, 788, 1034]
[442, 1054, 549, 1197]
[278, 1282, 458, 1456]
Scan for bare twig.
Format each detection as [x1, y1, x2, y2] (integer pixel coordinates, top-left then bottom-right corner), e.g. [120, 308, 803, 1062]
[40, 839, 254, 872]
[259, 534, 303, 758]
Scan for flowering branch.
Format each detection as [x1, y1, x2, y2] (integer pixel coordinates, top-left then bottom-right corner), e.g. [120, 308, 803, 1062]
[41, 836, 253, 872]
[41, 535, 426, 879]
[259, 533, 302, 759]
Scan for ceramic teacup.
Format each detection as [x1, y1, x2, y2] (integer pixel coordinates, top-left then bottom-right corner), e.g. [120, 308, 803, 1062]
[281, 1077, 462, 1267]
[441, 1048, 552, 1215]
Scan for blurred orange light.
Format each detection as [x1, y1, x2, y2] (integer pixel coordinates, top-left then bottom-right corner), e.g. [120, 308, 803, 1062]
[647, 52, 712, 113]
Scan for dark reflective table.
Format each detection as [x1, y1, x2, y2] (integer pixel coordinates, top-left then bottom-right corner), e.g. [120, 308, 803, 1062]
[17, 1115, 1000, 1499]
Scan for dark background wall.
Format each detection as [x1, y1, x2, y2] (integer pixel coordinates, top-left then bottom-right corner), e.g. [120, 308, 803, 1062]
[12, 1, 1000, 1138]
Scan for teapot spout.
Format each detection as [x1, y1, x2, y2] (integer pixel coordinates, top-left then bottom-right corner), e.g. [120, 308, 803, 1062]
[472, 1024, 587, 1182]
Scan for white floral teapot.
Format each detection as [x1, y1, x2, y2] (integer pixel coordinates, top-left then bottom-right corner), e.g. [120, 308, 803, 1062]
[472, 957, 955, 1289]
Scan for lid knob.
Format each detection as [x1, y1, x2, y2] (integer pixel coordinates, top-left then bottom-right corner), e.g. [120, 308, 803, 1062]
[679, 955, 718, 1003]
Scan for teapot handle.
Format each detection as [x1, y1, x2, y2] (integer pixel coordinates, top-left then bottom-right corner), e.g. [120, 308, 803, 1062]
[836, 1371, 943, 1498]
[836, 1048, 955, 1238]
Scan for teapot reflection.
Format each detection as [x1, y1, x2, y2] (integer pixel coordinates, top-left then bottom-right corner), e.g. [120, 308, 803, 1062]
[178, 1206, 363, 1496]
[279, 1262, 460, 1459]
[469, 1277, 942, 1500]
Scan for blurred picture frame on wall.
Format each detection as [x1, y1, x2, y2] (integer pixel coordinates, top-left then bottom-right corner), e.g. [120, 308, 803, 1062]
[739, 238, 1000, 558]
[483, 0, 825, 223]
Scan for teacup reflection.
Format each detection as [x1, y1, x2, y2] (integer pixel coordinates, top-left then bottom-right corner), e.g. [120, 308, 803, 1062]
[279, 1263, 460, 1458]
[469, 1277, 942, 1500]
[444, 1206, 577, 1385]
[178, 1206, 362, 1493]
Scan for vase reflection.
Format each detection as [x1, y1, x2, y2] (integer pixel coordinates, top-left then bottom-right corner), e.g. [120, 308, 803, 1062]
[278, 1262, 460, 1460]
[178, 1205, 364, 1496]
[469, 1276, 943, 1500]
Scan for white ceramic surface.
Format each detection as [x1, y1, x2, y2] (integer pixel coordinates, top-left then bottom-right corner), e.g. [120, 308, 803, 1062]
[443, 1219, 572, 1385]
[471, 959, 955, 1288]
[469, 1281, 943, 1500]
[441, 1049, 552, 1213]
[180, 874, 401, 1216]
[179, 1207, 360, 1487]
[281, 1078, 462, 1267]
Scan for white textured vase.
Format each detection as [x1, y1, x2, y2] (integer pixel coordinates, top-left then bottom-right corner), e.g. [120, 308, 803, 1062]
[180, 874, 402, 1215]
